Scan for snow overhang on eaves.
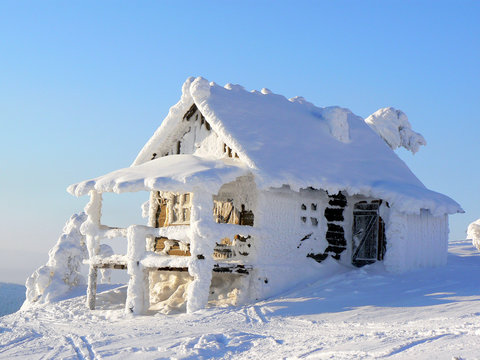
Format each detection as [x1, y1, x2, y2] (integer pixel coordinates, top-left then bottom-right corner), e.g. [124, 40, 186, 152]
[67, 154, 250, 197]
[252, 175, 463, 217]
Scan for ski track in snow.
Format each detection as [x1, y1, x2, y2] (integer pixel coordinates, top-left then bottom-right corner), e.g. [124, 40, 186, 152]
[1, 241, 480, 359]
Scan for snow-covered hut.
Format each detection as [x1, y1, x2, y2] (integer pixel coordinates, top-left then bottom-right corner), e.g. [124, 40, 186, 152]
[68, 77, 462, 314]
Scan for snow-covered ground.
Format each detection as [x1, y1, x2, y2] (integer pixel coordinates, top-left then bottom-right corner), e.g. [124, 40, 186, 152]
[1, 240, 479, 359]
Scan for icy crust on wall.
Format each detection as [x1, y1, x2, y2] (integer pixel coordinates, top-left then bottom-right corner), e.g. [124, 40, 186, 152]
[365, 107, 426, 154]
[130, 77, 461, 216]
[23, 213, 88, 307]
[250, 188, 330, 299]
[467, 219, 480, 250]
[384, 209, 448, 272]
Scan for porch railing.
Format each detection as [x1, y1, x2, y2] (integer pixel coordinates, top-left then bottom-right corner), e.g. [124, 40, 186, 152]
[84, 222, 256, 314]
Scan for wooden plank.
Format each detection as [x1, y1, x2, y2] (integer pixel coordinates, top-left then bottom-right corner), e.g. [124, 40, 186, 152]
[183, 103, 198, 121]
[328, 192, 347, 207]
[324, 208, 344, 222]
[154, 237, 191, 256]
[213, 264, 252, 274]
[95, 263, 127, 270]
[146, 264, 252, 275]
[154, 194, 168, 228]
[154, 267, 189, 272]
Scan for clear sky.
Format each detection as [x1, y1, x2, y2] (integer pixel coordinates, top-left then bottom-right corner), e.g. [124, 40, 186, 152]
[1, 1, 479, 284]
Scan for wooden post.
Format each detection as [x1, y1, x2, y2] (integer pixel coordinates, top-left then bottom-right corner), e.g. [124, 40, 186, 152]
[83, 190, 103, 310]
[87, 265, 98, 310]
[186, 189, 216, 313]
[125, 225, 149, 315]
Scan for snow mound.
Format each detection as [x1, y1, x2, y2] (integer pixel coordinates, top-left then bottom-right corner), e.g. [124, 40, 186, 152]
[467, 218, 480, 250]
[365, 107, 426, 154]
[23, 213, 88, 308]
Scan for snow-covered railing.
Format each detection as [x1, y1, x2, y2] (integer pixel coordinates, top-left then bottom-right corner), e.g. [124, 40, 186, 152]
[84, 221, 257, 312]
[82, 190, 257, 314]
[86, 222, 256, 263]
[84, 222, 193, 310]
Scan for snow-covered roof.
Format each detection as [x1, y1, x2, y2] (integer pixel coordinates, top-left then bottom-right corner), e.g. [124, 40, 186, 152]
[127, 77, 461, 216]
[68, 154, 249, 196]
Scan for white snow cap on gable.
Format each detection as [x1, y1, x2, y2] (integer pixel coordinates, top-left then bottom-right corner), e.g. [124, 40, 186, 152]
[365, 107, 427, 154]
[128, 77, 462, 215]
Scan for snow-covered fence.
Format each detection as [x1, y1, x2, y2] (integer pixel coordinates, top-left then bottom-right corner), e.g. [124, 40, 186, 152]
[82, 190, 256, 314]
[84, 221, 193, 313]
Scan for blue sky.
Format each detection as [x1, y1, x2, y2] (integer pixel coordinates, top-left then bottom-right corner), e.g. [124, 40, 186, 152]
[1, 1, 479, 283]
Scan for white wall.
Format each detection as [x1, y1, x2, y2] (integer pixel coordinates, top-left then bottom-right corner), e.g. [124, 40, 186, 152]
[384, 209, 449, 272]
[251, 187, 330, 299]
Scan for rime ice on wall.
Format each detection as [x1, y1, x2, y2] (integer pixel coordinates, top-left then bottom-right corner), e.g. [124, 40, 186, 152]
[23, 213, 88, 307]
[384, 209, 448, 272]
[467, 219, 480, 250]
[365, 107, 427, 154]
[251, 187, 330, 299]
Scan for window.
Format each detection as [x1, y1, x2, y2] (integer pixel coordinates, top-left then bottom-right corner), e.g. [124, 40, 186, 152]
[152, 192, 192, 256]
[170, 193, 191, 225]
[213, 200, 254, 226]
[154, 192, 191, 227]
[301, 202, 318, 227]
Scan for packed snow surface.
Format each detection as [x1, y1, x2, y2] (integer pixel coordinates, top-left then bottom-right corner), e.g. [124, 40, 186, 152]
[127, 77, 460, 216]
[2, 240, 479, 359]
[467, 218, 480, 250]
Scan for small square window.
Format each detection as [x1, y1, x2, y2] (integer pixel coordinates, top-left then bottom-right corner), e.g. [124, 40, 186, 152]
[311, 203, 317, 211]
[311, 217, 318, 226]
[301, 216, 307, 223]
[301, 204, 307, 211]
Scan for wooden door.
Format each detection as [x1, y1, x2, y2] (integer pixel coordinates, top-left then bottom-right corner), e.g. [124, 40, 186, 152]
[352, 202, 383, 267]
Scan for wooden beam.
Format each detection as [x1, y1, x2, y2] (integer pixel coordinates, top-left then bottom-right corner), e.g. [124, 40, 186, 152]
[213, 264, 252, 274]
[95, 263, 127, 270]
[144, 264, 253, 275]
[183, 103, 198, 121]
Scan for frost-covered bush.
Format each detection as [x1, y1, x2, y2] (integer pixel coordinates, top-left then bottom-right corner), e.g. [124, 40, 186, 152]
[23, 212, 88, 307]
[98, 243, 114, 284]
[467, 219, 480, 250]
[365, 107, 426, 154]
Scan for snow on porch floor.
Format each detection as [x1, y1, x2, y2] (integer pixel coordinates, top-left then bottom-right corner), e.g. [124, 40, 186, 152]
[1, 241, 480, 360]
